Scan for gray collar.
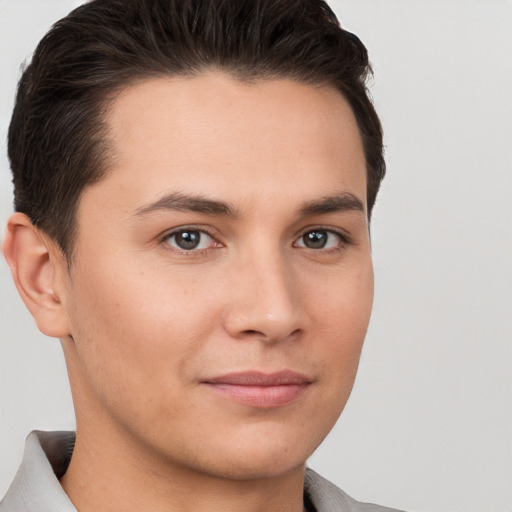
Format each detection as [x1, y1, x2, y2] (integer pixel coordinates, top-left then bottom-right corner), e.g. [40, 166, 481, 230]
[0, 431, 77, 512]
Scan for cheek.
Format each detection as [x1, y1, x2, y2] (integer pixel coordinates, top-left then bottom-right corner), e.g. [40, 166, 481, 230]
[308, 261, 374, 380]
[309, 257, 374, 331]
[64, 258, 219, 406]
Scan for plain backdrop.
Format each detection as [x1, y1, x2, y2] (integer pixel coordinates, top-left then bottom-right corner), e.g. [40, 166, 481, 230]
[1, 1, 511, 511]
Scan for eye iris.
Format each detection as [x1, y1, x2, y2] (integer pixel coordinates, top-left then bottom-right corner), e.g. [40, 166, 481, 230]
[175, 231, 201, 250]
[304, 230, 328, 249]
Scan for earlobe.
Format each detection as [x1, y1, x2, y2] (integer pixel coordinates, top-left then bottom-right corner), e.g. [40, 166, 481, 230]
[2, 212, 71, 338]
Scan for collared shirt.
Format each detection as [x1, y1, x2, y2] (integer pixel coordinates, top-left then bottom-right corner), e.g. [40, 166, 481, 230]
[1, 431, 404, 512]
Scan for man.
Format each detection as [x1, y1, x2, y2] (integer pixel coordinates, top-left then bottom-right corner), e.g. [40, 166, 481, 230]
[1, 0, 400, 511]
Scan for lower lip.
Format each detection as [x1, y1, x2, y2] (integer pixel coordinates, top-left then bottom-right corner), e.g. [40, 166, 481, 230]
[203, 383, 309, 408]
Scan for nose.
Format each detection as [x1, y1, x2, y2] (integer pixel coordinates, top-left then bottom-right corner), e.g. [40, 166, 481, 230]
[222, 251, 304, 344]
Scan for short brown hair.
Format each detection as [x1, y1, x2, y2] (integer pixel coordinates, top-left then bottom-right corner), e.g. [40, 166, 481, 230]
[8, 0, 385, 255]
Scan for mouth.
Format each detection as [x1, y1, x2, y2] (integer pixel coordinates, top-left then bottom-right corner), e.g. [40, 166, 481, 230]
[201, 370, 312, 408]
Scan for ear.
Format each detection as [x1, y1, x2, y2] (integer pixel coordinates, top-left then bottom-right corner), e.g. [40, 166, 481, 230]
[2, 212, 71, 338]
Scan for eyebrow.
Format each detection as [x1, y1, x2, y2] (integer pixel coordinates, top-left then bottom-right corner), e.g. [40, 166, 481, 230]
[134, 192, 238, 217]
[297, 192, 365, 217]
[133, 191, 365, 219]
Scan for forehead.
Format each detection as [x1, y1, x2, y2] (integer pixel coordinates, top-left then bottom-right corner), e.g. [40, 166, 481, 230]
[88, 73, 366, 215]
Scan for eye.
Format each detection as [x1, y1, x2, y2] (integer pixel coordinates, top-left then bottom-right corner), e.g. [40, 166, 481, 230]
[294, 229, 343, 250]
[163, 229, 219, 251]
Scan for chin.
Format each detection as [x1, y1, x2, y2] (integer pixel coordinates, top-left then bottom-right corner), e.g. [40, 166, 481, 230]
[185, 428, 321, 481]
[199, 452, 307, 482]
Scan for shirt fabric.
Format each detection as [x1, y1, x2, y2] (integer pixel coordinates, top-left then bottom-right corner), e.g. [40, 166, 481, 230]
[0, 431, 404, 512]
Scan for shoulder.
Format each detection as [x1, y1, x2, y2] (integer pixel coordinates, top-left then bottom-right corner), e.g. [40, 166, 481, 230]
[305, 468, 406, 512]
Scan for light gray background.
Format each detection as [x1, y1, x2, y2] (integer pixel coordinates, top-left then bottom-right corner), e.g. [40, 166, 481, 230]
[1, 1, 511, 511]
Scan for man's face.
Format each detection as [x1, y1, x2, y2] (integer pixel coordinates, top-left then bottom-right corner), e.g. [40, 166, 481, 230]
[60, 73, 373, 479]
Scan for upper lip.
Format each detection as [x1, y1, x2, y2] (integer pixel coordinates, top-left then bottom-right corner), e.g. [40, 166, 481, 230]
[202, 370, 311, 386]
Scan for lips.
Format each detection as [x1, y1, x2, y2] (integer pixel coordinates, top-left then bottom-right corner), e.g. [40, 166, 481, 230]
[201, 371, 311, 408]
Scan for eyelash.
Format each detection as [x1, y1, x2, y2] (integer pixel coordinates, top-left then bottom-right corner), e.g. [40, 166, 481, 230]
[293, 228, 350, 252]
[161, 226, 221, 255]
[160, 226, 351, 255]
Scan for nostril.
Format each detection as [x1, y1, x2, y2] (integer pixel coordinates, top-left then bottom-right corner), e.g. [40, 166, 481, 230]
[243, 330, 259, 335]
[239, 328, 303, 343]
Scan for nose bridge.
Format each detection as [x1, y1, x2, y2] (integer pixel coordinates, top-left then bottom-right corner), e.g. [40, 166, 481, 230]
[223, 239, 302, 342]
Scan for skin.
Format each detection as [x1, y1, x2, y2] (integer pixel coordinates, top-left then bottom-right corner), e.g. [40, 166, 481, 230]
[4, 73, 373, 512]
